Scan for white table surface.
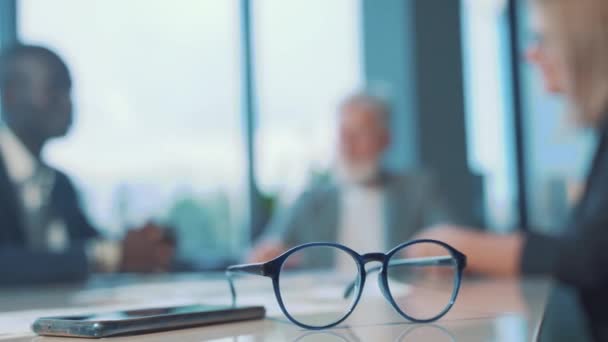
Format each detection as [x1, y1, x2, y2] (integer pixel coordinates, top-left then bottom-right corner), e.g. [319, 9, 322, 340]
[0, 273, 550, 342]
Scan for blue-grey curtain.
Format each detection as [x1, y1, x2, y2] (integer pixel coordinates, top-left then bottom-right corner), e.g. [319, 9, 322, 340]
[0, 0, 16, 122]
[0, 0, 17, 51]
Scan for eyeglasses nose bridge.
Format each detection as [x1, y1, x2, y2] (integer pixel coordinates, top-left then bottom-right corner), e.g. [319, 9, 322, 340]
[361, 252, 386, 264]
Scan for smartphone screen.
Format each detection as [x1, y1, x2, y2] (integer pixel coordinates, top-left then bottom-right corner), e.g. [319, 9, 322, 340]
[56, 304, 231, 321]
[33, 304, 266, 338]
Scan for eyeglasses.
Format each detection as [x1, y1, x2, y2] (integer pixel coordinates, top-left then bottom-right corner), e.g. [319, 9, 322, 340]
[226, 239, 466, 329]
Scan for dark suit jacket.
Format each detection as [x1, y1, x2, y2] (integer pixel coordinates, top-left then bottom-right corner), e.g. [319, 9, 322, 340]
[522, 121, 608, 340]
[0, 155, 98, 285]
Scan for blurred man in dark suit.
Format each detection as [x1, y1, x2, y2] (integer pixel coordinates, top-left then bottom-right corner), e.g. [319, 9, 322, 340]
[0, 44, 174, 285]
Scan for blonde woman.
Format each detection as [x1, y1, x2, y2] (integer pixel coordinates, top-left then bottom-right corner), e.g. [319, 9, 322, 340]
[415, 0, 608, 339]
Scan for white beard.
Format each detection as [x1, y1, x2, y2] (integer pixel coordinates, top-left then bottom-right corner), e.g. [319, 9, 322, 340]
[335, 158, 380, 186]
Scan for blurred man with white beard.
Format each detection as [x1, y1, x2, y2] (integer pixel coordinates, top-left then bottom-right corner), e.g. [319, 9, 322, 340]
[248, 92, 455, 267]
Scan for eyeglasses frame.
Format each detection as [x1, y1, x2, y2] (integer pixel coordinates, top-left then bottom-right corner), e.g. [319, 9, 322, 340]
[226, 239, 467, 330]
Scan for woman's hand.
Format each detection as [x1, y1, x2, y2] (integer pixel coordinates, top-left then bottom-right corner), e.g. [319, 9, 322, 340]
[412, 225, 525, 277]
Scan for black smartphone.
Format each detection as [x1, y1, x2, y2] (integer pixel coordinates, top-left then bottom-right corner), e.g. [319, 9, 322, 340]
[32, 304, 265, 338]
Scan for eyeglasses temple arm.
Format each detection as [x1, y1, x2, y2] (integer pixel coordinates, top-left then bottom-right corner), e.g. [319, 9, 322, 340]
[225, 263, 267, 306]
[342, 256, 455, 299]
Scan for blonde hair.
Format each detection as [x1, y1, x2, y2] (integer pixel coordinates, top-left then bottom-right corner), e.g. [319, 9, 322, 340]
[533, 0, 608, 125]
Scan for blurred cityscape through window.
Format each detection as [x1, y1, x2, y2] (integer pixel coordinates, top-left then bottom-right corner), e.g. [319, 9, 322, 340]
[18, 0, 363, 260]
[19, 0, 247, 261]
[462, 0, 518, 231]
[253, 0, 362, 204]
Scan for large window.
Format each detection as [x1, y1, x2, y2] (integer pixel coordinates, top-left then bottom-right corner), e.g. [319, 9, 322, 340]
[18, 0, 364, 261]
[516, 5, 596, 232]
[462, 0, 518, 231]
[19, 0, 247, 261]
[253, 0, 362, 202]
[463, 0, 597, 233]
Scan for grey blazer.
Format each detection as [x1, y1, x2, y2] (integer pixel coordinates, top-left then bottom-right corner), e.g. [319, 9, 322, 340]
[261, 170, 454, 263]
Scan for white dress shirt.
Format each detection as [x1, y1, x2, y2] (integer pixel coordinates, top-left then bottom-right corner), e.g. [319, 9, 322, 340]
[0, 127, 121, 271]
[0, 128, 69, 252]
[336, 184, 386, 272]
